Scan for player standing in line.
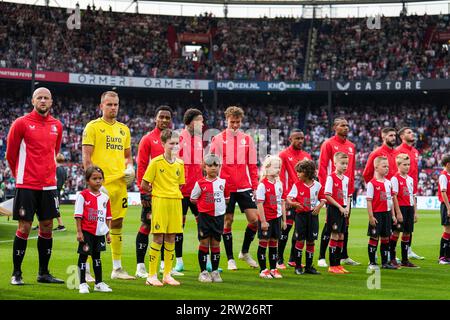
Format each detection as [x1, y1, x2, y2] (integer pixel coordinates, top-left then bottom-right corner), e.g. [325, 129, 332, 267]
[210, 106, 259, 270]
[277, 130, 312, 269]
[75, 166, 112, 294]
[367, 156, 399, 270]
[190, 154, 229, 283]
[7, 87, 64, 285]
[389, 154, 419, 268]
[324, 152, 351, 274]
[317, 118, 360, 268]
[135, 105, 172, 278]
[287, 159, 325, 275]
[396, 127, 424, 260]
[438, 154, 450, 264]
[141, 129, 185, 286]
[256, 155, 286, 279]
[362, 127, 398, 183]
[82, 91, 135, 280]
[177, 108, 204, 272]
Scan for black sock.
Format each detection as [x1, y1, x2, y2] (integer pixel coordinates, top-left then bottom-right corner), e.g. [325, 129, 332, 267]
[92, 252, 102, 284]
[440, 233, 450, 259]
[319, 224, 330, 260]
[175, 233, 183, 258]
[289, 232, 296, 263]
[305, 244, 314, 269]
[389, 234, 398, 262]
[277, 224, 292, 263]
[268, 242, 278, 270]
[294, 241, 304, 268]
[223, 229, 234, 260]
[136, 231, 149, 264]
[257, 242, 267, 271]
[12, 231, 28, 274]
[368, 238, 378, 264]
[401, 238, 409, 262]
[342, 228, 349, 259]
[198, 245, 208, 272]
[37, 232, 53, 275]
[329, 239, 337, 267]
[380, 240, 389, 265]
[211, 247, 220, 271]
[78, 254, 88, 284]
[336, 241, 342, 266]
[241, 224, 257, 254]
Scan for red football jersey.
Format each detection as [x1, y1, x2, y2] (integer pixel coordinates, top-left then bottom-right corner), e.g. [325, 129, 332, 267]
[324, 173, 350, 207]
[391, 173, 416, 207]
[279, 146, 311, 199]
[438, 170, 450, 203]
[366, 178, 393, 213]
[190, 177, 230, 216]
[74, 189, 112, 236]
[256, 178, 283, 221]
[287, 180, 325, 213]
[362, 144, 398, 183]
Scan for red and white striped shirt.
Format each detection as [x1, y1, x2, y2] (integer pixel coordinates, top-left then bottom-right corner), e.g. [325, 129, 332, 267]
[324, 172, 349, 207]
[190, 177, 230, 216]
[391, 173, 416, 207]
[438, 170, 450, 203]
[256, 178, 283, 221]
[74, 189, 112, 236]
[287, 180, 325, 213]
[366, 178, 392, 213]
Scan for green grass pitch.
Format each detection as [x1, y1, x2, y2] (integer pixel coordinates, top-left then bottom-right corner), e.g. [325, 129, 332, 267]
[0, 205, 449, 300]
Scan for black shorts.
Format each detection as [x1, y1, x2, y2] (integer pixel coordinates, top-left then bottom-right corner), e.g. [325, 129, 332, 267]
[441, 203, 450, 226]
[325, 205, 346, 234]
[13, 188, 59, 222]
[198, 212, 224, 242]
[393, 206, 415, 233]
[182, 197, 199, 217]
[226, 190, 257, 214]
[141, 203, 152, 225]
[295, 211, 319, 242]
[258, 217, 281, 240]
[77, 231, 107, 255]
[286, 208, 296, 224]
[367, 212, 392, 238]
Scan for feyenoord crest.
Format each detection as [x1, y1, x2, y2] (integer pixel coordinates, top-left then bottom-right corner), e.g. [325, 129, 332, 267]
[19, 207, 26, 217]
[83, 243, 90, 252]
[103, 202, 106, 208]
[120, 128, 125, 136]
[332, 223, 338, 231]
[241, 139, 246, 145]
[155, 223, 160, 230]
[176, 169, 180, 176]
[219, 185, 224, 191]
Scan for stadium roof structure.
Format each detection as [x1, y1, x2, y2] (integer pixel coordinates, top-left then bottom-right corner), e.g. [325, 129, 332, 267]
[144, 0, 428, 5]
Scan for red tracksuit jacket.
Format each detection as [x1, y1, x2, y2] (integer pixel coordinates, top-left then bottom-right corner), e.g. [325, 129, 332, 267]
[6, 109, 63, 190]
[210, 129, 258, 192]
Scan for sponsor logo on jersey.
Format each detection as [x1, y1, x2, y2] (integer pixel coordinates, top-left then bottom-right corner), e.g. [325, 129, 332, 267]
[159, 169, 165, 173]
[29, 125, 35, 130]
[153, 140, 159, 144]
[85, 201, 91, 205]
[288, 157, 293, 161]
[100, 129, 105, 133]
[334, 146, 339, 150]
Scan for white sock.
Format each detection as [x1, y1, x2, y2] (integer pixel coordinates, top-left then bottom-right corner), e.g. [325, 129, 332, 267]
[137, 262, 145, 270]
[176, 257, 183, 264]
[113, 260, 122, 270]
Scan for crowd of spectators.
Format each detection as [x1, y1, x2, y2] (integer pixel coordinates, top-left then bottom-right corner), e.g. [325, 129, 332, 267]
[0, 93, 448, 198]
[0, 2, 307, 81]
[312, 14, 450, 80]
